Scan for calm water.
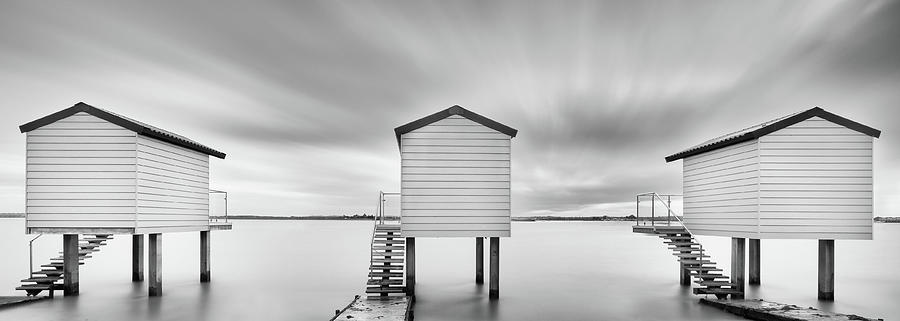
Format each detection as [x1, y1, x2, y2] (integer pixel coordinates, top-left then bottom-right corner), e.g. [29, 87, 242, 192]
[0, 219, 897, 320]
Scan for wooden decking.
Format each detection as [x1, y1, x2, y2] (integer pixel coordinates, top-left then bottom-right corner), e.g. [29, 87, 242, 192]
[0, 296, 47, 309]
[700, 298, 883, 321]
[331, 295, 412, 321]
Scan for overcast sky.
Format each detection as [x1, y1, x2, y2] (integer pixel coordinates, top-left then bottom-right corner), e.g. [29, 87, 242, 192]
[0, 1, 898, 216]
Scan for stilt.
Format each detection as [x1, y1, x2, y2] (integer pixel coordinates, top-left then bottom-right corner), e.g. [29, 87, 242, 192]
[149, 233, 162, 296]
[200, 231, 210, 283]
[731, 237, 745, 299]
[476, 237, 484, 284]
[818, 239, 834, 301]
[133, 235, 144, 282]
[749, 238, 760, 285]
[405, 237, 415, 296]
[63, 234, 79, 296]
[489, 237, 499, 300]
[679, 233, 690, 286]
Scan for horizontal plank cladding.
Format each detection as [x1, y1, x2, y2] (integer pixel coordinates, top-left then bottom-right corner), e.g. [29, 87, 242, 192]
[399, 115, 512, 237]
[757, 116, 873, 239]
[136, 135, 210, 232]
[682, 139, 759, 236]
[25, 112, 138, 231]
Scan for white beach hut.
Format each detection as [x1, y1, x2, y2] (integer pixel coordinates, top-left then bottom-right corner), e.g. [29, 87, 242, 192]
[662, 107, 881, 300]
[367, 105, 516, 299]
[18, 102, 229, 297]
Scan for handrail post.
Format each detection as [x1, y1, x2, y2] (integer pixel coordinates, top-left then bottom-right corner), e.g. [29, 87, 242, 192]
[28, 234, 42, 278]
[651, 195, 655, 227]
[635, 195, 640, 226]
[667, 195, 672, 226]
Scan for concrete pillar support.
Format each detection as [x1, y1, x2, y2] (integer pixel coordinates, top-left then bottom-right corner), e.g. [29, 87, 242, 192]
[476, 237, 484, 284]
[731, 237, 745, 299]
[818, 239, 834, 301]
[149, 233, 162, 296]
[405, 237, 416, 297]
[200, 231, 210, 283]
[63, 234, 79, 296]
[133, 235, 144, 282]
[489, 237, 500, 300]
[749, 238, 760, 285]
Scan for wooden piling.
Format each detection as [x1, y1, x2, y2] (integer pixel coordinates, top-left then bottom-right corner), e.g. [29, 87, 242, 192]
[200, 231, 210, 283]
[818, 239, 834, 301]
[476, 237, 484, 284]
[133, 235, 144, 282]
[63, 234, 79, 296]
[406, 237, 416, 297]
[731, 237, 745, 299]
[149, 233, 162, 296]
[749, 238, 760, 285]
[489, 237, 499, 300]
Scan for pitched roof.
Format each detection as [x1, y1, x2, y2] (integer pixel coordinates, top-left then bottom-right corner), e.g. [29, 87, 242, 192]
[665, 107, 880, 162]
[394, 105, 518, 145]
[19, 102, 226, 159]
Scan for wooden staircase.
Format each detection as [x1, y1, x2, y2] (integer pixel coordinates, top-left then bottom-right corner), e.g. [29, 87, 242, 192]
[641, 226, 742, 299]
[365, 224, 406, 297]
[17, 234, 113, 297]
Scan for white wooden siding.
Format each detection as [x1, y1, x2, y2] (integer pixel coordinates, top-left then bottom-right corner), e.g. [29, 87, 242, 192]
[136, 135, 210, 232]
[25, 112, 138, 230]
[400, 115, 512, 237]
[682, 139, 760, 238]
[757, 117, 873, 240]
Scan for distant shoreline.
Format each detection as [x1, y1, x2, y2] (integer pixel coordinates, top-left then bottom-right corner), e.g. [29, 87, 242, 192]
[3, 213, 899, 223]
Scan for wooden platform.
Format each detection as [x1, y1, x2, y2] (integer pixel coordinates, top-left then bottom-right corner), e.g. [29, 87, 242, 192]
[209, 222, 233, 231]
[700, 299, 883, 321]
[331, 295, 412, 321]
[0, 296, 47, 309]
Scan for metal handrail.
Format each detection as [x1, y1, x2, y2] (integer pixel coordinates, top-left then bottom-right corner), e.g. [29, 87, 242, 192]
[368, 191, 400, 282]
[635, 192, 704, 264]
[28, 234, 43, 278]
[209, 190, 228, 223]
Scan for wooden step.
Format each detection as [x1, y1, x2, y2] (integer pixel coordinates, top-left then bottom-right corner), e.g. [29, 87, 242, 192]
[659, 236, 692, 240]
[21, 276, 62, 283]
[369, 272, 404, 278]
[694, 287, 743, 295]
[16, 284, 58, 291]
[365, 287, 406, 294]
[695, 280, 736, 287]
[370, 265, 404, 271]
[664, 241, 698, 246]
[375, 224, 401, 229]
[33, 270, 63, 276]
[82, 237, 112, 242]
[51, 256, 91, 261]
[367, 279, 404, 286]
[42, 263, 84, 268]
[692, 273, 729, 280]
[372, 258, 403, 264]
[373, 239, 405, 245]
[680, 259, 714, 265]
[684, 266, 722, 272]
[79, 243, 103, 248]
[373, 246, 405, 251]
[673, 253, 710, 259]
[372, 252, 404, 257]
